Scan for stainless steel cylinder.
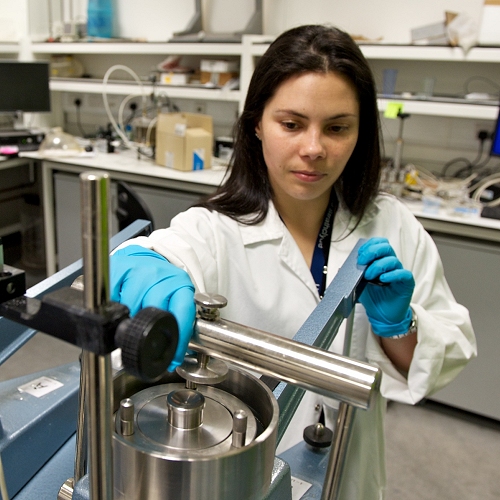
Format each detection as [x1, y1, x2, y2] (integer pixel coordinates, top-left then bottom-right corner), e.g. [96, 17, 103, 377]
[80, 171, 113, 500]
[119, 398, 135, 436]
[112, 367, 278, 500]
[231, 409, 248, 448]
[191, 317, 381, 410]
[166, 389, 205, 429]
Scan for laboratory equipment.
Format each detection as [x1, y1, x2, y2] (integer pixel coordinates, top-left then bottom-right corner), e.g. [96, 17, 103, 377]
[392, 111, 410, 173]
[0, 172, 381, 499]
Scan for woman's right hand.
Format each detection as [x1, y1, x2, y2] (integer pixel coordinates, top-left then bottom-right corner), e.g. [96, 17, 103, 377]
[110, 245, 196, 371]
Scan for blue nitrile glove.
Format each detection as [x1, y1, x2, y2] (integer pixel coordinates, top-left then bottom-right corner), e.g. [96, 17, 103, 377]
[111, 245, 196, 371]
[357, 237, 415, 337]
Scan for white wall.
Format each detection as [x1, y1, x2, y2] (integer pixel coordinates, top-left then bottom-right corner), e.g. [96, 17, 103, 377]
[23, 0, 487, 43]
[264, 0, 485, 42]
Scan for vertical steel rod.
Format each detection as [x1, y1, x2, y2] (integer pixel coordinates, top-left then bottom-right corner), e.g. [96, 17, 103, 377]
[319, 310, 356, 499]
[80, 171, 113, 500]
[73, 352, 88, 483]
[320, 402, 356, 500]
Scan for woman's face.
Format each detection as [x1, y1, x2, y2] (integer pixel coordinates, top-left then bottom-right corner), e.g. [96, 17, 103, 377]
[256, 71, 359, 209]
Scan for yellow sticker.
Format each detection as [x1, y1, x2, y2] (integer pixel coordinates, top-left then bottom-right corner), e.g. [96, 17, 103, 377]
[384, 102, 404, 119]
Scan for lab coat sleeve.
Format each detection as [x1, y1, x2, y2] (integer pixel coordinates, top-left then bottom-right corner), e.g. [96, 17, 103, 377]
[112, 207, 220, 293]
[364, 219, 477, 405]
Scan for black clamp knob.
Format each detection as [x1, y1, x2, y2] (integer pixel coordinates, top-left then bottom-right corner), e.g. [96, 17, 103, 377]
[115, 307, 179, 382]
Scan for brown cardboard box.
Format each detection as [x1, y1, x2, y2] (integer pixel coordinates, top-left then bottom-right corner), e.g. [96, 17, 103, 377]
[200, 71, 239, 86]
[156, 112, 213, 171]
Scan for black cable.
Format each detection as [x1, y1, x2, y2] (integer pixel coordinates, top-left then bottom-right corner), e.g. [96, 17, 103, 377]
[441, 157, 473, 178]
[442, 134, 490, 178]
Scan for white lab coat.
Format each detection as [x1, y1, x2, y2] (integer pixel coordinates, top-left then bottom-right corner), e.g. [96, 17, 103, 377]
[119, 193, 476, 499]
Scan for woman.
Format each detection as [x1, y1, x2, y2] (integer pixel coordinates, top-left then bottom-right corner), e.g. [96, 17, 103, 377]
[111, 25, 476, 499]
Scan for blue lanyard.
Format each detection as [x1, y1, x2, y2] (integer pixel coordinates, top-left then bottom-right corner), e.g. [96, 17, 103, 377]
[311, 202, 335, 299]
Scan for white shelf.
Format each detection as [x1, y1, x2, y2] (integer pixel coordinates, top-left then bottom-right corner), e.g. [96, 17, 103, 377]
[49, 78, 241, 102]
[0, 42, 19, 54]
[359, 44, 500, 62]
[31, 41, 243, 56]
[30, 40, 500, 63]
[246, 39, 500, 63]
[378, 98, 499, 120]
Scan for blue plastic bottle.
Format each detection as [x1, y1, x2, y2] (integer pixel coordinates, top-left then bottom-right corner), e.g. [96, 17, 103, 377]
[87, 0, 114, 38]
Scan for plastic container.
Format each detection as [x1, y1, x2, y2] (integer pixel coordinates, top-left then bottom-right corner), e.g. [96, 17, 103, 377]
[38, 127, 84, 157]
[87, 0, 114, 38]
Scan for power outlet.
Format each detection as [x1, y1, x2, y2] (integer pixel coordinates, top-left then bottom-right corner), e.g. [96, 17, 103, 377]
[194, 102, 206, 114]
[475, 122, 493, 140]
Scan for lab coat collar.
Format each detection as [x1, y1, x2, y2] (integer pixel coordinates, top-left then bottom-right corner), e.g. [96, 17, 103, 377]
[238, 195, 384, 245]
[238, 202, 286, 246]
[238, 201, 322, 298]
[332, 195, 383, 240]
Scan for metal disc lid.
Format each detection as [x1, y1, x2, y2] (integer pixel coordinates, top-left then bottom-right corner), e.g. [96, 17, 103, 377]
[119, 383, 257, 455]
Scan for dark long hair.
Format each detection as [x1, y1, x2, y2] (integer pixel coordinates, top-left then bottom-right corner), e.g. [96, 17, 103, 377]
[198, 24, 381, 224]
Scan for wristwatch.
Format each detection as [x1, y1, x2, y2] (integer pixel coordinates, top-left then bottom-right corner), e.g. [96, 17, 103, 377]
[391, 308, 418, 340]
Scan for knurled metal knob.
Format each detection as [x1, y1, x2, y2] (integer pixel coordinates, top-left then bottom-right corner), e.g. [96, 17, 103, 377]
[194, 292, 227, 321]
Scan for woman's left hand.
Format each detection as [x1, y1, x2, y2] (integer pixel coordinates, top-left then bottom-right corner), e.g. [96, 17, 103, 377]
[357, 237, 415, 338]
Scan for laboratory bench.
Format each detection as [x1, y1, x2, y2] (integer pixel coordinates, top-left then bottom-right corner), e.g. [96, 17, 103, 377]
[20, 150, 500, 423]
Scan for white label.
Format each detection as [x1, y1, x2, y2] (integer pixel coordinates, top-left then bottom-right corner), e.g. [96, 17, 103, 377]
[174, 123, 187, 137]
[18, 376, 63, 398]
[165, 151, 174, 168]
[291, 476, 312, 499]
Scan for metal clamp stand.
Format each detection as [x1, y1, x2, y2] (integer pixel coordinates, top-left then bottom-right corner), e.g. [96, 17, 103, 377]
[80, 172, 114, 499]
[0, 171, 381, 500]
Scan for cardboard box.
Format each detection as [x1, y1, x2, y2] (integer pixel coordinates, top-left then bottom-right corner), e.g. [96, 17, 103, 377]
[200, 71, 239, 86]
[200, 59, 239, 73]
[199, 59, 239, 87]
[159, 72, 191, 85]
[156, 112, 213, 171]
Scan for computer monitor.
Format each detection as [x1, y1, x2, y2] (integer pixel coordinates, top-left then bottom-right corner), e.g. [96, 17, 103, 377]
[492, 105, 500, 157]
[0, 61, 51, 114]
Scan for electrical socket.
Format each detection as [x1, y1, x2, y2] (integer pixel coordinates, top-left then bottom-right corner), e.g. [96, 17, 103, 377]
[475, 122, 493, 140]
[194, 102, 206, 114]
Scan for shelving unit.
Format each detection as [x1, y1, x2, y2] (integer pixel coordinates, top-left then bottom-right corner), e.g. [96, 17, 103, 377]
[16, 36, 499, 121]
[0, 43, 19, 54]
[49, 78, 242, 103]
[30, 41, 244, 56]
[377, 97, 498, 120]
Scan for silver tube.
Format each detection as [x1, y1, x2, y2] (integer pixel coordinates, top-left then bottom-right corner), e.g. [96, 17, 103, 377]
[71, 276, 87, 484]
[74, 352, 88, 482]
[80, 171, 113, 500]
[321, 402, 356, 500]
[119, 399, 135, 436]
[231, 409, 248, 448]
[81, 171, 111, 313]
[85, 352, 113, 500]
[191, 318, 381, 410]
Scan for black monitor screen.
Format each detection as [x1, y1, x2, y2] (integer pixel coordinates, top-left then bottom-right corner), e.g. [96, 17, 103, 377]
[492, 106, 500, 157]
[0, 61, 51, 113]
